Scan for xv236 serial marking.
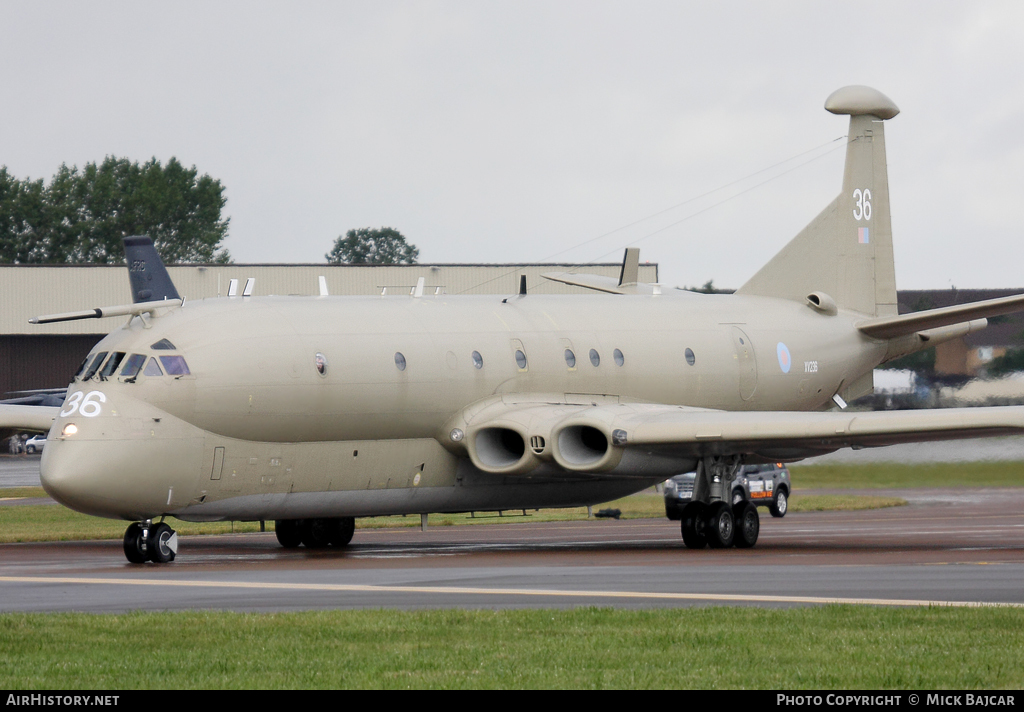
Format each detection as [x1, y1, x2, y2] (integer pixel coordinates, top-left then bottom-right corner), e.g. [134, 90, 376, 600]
[6, 85, 1024, 563]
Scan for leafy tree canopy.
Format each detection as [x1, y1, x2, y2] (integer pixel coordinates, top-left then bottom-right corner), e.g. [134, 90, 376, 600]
[326, 227, 418, 265]
[683, 279, 734, 294]
[0, 157, 230, 264]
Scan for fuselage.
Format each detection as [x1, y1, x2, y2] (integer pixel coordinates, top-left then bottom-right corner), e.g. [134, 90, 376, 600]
[40, 290, 887, 521]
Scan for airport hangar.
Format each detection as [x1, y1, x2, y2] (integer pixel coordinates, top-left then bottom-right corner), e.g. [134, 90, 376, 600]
[0, 261, 659, 397]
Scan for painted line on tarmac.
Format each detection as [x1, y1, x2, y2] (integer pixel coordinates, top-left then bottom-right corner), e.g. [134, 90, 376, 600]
[1, 575, 1022, 608]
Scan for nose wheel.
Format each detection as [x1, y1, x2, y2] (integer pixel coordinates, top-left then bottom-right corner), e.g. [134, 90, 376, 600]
[123, 521, 178, 564]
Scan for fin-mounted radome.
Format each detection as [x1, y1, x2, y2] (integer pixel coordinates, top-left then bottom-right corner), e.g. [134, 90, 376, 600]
[824, 85, 900, 120]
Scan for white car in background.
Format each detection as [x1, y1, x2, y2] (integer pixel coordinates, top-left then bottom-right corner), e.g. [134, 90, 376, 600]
[24, 435, 46, 454]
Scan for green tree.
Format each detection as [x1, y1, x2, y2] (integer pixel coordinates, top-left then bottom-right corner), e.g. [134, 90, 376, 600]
[326, 227, 418, 265]
[0, 168, 46, 263]
[0, 157, 230, 264]
[684, 279, 734, 294]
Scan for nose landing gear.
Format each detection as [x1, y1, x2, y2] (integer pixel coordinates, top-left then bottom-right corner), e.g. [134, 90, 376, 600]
[123, 520, 178, 564]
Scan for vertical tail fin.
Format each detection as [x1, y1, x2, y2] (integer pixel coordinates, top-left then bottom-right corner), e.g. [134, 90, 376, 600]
[124, 236, 180, 304]
[736, 86, 900, 317]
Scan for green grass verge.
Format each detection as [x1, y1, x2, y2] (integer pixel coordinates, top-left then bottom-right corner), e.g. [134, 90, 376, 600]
[1, 607, 1022, 689]
[0, 487, 50, 499]
[791, 461, 1024, 489]
[0, 491, 902, 543]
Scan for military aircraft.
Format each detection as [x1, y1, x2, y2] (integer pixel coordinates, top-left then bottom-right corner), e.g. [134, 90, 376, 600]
[4, 85, 1024, 563]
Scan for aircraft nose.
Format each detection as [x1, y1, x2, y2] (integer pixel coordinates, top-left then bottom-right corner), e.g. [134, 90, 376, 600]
[39, 437, 125, 519]
[40, 422, 205, 521]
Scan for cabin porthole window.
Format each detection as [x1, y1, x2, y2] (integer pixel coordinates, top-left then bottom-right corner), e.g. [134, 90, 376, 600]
[395, 352, 407, 371]
[514, 350, 528, 370]
[685, 348, 696, 366]
[315, 352, 328, 376]
[614, 348, 624, 367]
[472, 351, 483, 369]
[589, 349, 600, 367]
[564, 349, 576, 368]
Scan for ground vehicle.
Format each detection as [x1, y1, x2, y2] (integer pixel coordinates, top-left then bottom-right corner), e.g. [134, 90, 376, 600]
[24, 434, 46, 454]
[664, 463, 790, 520]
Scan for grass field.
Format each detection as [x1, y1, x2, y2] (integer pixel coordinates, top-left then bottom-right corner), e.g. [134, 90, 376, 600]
[0, 489, 904, 543]
[1, 606, 1022, 689]
[790, 461, 1024, 489]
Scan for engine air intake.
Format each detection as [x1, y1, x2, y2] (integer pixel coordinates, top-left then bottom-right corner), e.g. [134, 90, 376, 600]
[557, 425, 609, 467]
[475, 427, 527, 469]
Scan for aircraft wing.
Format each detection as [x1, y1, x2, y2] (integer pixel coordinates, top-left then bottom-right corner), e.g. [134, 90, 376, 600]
[458, 398, 1024, 476]
[0, 404, 60, 438]
[610, 404, 1024, 461]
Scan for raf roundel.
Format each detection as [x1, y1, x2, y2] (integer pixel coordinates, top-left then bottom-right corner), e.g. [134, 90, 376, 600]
[777, 342, 792, 374]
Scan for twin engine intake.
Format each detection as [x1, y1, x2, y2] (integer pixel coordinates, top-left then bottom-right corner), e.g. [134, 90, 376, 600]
[445, 399, 627, 476]
[473, 423, 616, 474]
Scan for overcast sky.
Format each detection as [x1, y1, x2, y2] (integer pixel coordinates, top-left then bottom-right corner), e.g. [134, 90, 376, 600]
[2, 1, 1022, 290]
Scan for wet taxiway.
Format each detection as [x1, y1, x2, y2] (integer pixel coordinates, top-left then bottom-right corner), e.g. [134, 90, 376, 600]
[1, 488, 1023, 612]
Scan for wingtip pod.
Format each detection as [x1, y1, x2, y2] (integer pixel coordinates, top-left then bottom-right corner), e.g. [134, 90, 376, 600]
[825, 85, 900, 120]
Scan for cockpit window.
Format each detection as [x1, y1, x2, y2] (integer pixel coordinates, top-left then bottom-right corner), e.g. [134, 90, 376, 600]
[159, 355, 191, 376]
[81, 352, 108, 380]
[151, 339, 176, 350]
[119, 353, 147, 379]
[143, 358, 163, 377]
[99, 352, 126, 379]
[73, 355, 90, 379]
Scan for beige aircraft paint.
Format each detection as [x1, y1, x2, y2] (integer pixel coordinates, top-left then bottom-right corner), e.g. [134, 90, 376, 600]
[7, 85, 1024, 559]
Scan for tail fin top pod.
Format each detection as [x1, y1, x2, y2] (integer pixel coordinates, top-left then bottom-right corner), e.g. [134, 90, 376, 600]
[124, 235, 180, 304]
[737, 86, 899, 317]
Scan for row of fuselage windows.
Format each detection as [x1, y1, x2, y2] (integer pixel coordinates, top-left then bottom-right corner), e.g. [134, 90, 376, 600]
[76, 345, 698, 381]
[392, 347, 696, 372]
[74, 351, 191, 382]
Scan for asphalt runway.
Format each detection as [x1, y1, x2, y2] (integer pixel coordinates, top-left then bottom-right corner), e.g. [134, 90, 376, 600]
[0, 454, 45, 487]
[2, 488, 1023, 613]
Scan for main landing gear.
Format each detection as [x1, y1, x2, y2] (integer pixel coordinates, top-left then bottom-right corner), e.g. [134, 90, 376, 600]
[274, 518, 355, 549]
[680, 500, 759, 549]
[123, 520, 178, 564]
[680, 456, 761, 549]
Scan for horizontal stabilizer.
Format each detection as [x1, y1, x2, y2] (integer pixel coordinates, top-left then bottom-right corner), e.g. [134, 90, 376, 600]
[29, 299, 182, 325]
[858, 293, 1024, 339]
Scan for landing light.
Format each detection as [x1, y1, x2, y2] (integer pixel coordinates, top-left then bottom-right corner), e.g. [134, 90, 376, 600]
[62, 423, 78, 436]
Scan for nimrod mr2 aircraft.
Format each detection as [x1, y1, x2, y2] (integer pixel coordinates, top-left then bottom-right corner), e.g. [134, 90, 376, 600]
[5, 85, 1024, 564]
